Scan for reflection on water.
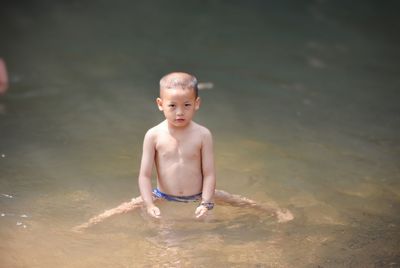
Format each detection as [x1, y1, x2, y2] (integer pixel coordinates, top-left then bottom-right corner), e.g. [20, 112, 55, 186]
[1, 0, 400, 267]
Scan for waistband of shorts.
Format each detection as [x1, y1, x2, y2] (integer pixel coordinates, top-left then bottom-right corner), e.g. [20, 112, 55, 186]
[152, 188, 202, 203]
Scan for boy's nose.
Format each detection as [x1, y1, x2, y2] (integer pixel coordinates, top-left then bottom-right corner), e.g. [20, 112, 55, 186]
[176, 108, 184, 116]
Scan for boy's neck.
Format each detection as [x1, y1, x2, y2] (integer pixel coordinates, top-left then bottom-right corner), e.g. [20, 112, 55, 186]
[165, 120, 193, 133]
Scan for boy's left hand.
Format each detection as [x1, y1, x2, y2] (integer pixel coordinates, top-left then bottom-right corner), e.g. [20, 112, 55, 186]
[195, 205, 208, 218]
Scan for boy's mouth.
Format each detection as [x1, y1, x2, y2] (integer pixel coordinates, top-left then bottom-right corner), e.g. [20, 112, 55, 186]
[175, 118, 185, 122]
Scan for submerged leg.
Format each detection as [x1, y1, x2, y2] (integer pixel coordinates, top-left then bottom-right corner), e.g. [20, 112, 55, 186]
[214, 189, 294, 222]
[72, 196, 144, 232]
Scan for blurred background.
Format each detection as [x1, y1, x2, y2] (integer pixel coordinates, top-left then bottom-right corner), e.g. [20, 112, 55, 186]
[0, 0, 399, 267]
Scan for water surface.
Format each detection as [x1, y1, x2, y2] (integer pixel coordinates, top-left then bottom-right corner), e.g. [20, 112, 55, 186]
[1, 1, 399, 267]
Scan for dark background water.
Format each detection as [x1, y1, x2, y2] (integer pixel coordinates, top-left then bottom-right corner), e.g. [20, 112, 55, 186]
[1, 1, 399, 267]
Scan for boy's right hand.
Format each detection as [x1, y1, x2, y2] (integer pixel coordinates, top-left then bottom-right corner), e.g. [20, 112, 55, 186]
[146, 205, 161, 219]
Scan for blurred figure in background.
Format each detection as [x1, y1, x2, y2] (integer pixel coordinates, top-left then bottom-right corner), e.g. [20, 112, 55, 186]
[0, 58, 9, 95]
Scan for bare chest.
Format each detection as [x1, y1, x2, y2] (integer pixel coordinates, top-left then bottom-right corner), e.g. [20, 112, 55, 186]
[155, 135, 202, 161]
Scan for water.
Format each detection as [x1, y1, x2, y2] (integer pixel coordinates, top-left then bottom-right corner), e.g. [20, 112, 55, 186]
[1, 0, 399, 267]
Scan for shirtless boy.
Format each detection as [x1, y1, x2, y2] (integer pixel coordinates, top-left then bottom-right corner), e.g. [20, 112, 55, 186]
[74, 72, 293, 231]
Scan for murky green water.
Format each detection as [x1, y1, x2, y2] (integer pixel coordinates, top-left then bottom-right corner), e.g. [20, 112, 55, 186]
[1, 1, 399, 267]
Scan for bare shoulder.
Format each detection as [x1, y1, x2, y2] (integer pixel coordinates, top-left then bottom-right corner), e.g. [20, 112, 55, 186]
[144, 122, 164, 141]
[191, 122, 213, 141]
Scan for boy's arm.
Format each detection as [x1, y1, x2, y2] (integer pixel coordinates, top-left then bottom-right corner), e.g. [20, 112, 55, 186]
[200, 129, 216, 203]
[138, 129, 159, 216]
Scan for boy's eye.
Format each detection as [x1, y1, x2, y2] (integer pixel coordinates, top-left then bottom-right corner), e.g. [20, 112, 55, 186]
[168, 104, 175, 108]
[185, 103, 192, 107]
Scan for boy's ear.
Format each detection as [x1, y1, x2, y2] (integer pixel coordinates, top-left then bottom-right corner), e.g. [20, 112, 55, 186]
[195, 97, 201, 110]
[156, 98, 163, 111]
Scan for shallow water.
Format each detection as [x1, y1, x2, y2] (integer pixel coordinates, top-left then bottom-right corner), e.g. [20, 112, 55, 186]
[1, 0, 400, 267]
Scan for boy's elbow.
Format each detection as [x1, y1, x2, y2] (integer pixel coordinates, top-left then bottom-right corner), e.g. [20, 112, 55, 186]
[203, 174, 216, 184]
[138, 173, 151, 183]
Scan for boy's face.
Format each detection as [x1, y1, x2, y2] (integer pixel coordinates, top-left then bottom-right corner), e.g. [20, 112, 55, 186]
[156, 87, 200, 128]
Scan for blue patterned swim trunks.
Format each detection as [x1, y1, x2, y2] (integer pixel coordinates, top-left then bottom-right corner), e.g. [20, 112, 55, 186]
[152, 188, 202, 203]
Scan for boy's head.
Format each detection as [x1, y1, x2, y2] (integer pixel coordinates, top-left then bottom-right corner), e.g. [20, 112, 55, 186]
[157, 72, 201, 128]
[159, 72, 198, 98]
